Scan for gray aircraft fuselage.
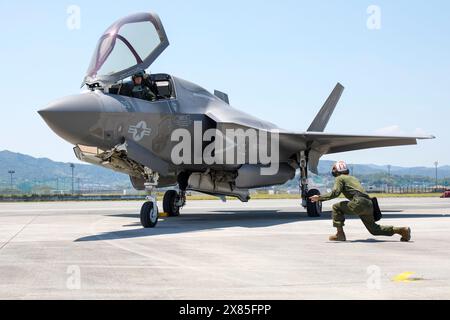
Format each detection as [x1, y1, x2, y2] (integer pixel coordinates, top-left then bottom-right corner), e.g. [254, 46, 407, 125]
[40, 74, 294, 192]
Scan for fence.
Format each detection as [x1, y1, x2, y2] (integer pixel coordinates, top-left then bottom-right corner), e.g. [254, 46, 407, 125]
[0, 194, 146, 202]
[368, 186, 446, 194]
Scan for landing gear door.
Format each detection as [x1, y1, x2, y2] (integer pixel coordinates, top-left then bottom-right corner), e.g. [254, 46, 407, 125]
[83, 12, 169, 86]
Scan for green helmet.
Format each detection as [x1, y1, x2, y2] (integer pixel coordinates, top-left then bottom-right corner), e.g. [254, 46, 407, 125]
[132, 71, 145, 79]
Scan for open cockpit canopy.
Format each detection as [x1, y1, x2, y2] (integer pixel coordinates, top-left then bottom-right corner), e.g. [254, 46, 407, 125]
[83, 12, 169, 86]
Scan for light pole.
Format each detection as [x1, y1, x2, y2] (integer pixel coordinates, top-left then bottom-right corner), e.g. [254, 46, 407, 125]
[387, 165, 392, 193]
[434, 161, 439, 191]
[8, 170, 15, 192]
[70, 164, 75, 195]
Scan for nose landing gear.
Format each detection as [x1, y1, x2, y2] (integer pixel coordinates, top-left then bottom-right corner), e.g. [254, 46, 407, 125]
[140, 201, 159, 228]
[140, 169, 160, 228]
[140, 171, 189, 228]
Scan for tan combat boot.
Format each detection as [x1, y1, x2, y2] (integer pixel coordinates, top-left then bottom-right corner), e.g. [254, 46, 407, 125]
[329, 227, 347, 242]
[394, 227, 411, 242]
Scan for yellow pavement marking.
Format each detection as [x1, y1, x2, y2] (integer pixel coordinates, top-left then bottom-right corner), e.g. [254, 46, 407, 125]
[159, 212, 169, 218]
[392, 272, 424, 283]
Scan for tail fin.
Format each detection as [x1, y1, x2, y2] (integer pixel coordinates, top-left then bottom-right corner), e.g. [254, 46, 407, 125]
[307, 83, 344, 132]
[214, 90, 230, 105]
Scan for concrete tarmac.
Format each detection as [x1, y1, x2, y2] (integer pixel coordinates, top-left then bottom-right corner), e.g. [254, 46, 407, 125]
[0, 198, 449, 300]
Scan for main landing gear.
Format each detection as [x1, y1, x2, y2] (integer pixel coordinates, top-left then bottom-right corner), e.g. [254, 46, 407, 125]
[163, 189, 186, 217]
[298, 151, 322, 218]
[162, 171, 189, 218]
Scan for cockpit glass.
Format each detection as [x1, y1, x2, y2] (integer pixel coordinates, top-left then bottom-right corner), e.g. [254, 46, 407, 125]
[85, 13, 169, 84]
[97, 36, 137, 76]
[119, 22, 160, 60]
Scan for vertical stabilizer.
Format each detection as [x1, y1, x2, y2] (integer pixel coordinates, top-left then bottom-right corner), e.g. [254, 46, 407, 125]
[307, 83, 344, 132]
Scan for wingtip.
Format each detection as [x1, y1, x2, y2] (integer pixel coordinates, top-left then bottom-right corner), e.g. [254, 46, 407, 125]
[417, 134, 436, 140]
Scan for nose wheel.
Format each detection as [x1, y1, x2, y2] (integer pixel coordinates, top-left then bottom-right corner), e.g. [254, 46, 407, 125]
[140, 169, 160, 228]
[140, 201, 159, 228]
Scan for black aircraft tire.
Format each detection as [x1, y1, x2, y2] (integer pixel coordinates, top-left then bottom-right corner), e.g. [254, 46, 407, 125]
[163, 190, 181, 217]
[306, 189, 322, 218]
[140, 202, 159, 228]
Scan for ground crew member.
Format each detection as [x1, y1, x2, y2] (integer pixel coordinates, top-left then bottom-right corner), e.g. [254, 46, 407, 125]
[310, 161, 412, 242]
[131, 71, 157, 101]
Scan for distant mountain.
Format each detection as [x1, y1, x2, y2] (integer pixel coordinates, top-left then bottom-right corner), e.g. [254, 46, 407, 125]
[0, 150, 130, 191]
[0, 150, 448, 192]
[318, 161, 450, 178]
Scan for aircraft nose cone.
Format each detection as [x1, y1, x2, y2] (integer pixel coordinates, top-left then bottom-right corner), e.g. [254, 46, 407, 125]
[39, 93, 104, 146]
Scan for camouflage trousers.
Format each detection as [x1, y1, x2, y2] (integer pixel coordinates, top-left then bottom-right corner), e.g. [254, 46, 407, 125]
[332, 199, 395, 237]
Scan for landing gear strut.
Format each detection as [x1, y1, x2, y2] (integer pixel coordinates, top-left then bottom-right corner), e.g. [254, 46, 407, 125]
[162, 172, 189, 217]
[140, 169, 160, 228]
[299, 151, 322, 217]
[163, 189, 186, 217]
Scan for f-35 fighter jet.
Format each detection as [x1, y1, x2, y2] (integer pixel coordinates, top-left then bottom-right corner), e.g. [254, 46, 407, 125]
[39, 12, 434, 228]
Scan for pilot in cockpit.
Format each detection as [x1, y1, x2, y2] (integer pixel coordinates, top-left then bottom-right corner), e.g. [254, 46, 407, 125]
[131, 71, 157, 101]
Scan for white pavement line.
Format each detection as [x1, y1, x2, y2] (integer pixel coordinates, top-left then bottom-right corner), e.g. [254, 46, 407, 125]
[184, 206, 295, 210]
[0, 208, 138, 213]
[0, 215, 39, 252]
[0, 206, 291, 213]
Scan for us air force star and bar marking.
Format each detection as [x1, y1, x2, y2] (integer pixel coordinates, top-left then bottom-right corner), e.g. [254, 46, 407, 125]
[129, 121, 152, 142]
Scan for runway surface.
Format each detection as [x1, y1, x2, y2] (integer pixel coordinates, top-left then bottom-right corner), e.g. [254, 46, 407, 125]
[0, 198, 449, 300]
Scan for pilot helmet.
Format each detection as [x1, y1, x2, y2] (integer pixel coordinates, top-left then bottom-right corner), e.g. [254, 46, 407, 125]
[332, 161, 349, 177]
[132, 71, 146, 80]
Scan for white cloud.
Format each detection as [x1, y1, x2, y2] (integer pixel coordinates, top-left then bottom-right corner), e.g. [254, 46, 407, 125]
[413, 128, 429, 136]
[374, 125, 431, 137]
[374, 125, 405, 136]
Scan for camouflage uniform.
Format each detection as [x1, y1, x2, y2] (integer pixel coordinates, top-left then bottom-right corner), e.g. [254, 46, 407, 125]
[319, 175, 395, 237]
[132, 84, 156, 101]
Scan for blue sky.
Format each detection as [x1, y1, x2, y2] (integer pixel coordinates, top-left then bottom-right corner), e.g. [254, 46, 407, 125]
[0, 1, 448, 167]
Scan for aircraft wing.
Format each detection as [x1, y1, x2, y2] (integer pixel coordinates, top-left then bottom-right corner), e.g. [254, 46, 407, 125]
[208, 82, 435, 174]
[210, 118, 434, 172]
[283, 132, 435, 154]
[281, 83, 435, 163]
[278, 131, 435, 173]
